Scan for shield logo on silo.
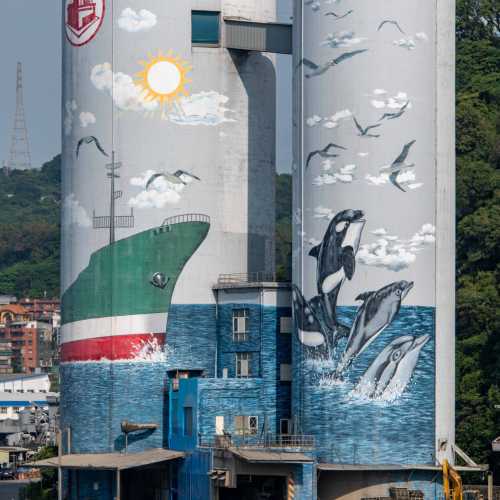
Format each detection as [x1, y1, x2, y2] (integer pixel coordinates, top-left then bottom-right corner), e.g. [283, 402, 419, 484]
[65, 0, 105, 47]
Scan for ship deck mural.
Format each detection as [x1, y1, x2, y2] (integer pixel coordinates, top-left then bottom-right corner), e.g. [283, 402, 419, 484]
[61, 214, 210, 362]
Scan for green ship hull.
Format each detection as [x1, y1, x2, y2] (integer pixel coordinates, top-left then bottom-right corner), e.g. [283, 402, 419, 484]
[62, 215, 210, 325]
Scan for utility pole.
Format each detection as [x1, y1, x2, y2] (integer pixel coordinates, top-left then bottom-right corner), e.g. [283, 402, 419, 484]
[8, 62, 31, 170]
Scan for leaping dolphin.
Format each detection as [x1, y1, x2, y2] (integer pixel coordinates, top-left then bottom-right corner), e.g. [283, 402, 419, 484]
[292, 285, 327, 349]
[335, 280, 414, 376]
[309, 209, 365, 342]
[353, 334, 430, 400]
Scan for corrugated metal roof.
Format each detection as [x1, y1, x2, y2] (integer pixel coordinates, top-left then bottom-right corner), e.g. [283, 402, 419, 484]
[0, 373, 50, 382]
[31, 449, 184, 470]
[317, 463, 489, 472]
[230, 448, 313, 463]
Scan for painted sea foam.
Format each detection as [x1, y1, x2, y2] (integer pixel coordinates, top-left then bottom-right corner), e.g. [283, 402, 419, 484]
[299, 306, 435, 465]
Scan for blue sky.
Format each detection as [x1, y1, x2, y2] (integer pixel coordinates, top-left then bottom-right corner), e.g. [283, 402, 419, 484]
[0, 1, 291, 171]
[0, 1, 62, 169]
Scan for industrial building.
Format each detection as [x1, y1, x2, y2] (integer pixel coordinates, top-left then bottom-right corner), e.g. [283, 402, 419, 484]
[45, 0, 471, 498]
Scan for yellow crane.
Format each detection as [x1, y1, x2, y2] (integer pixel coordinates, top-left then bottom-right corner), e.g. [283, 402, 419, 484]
[443, 459, 463, 500]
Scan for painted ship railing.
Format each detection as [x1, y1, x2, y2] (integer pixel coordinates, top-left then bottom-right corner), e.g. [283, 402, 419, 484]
[154, 213, 211, 234]
[199, 433, 315, 450]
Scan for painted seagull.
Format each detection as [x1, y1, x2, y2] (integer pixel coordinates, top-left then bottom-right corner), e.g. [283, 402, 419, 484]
[379, 101, 410, 121]
[146, 170, 201, 189]
[353, 117, 381, 138]
[377, 20, 405, 34]
[300, 50, 368, 78]
[325, 10, 353, 19]
[306, 143, 347, 168]
[76, 136, 109, 158]
[386, 140, 416, 192]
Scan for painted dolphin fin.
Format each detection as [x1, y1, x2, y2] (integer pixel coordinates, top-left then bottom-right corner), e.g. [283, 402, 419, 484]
[309, 245, 321, 258]
[342, 246, 356, 280]
[355, 291, 375, 302]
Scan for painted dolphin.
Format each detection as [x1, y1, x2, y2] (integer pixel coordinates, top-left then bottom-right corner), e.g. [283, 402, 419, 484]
[309, 209, 365, 338]
[353, 334, 430, 400]
[292, 285, 326, 348]
[335, 280, 414, 376]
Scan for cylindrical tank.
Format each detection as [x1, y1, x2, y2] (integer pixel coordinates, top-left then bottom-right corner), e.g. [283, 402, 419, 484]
[61, 0, 277, 456]
[292, 0, 455, 467]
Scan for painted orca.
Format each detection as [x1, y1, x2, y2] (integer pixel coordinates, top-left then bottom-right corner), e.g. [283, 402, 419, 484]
[292, 285, 326, 348]
[353, 334, 430, 400]
[335, 280, 413, 376]
[309, 209, 365, 342]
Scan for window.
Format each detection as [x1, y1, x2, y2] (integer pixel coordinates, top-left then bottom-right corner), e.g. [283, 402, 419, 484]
[234, 416, 258, 435]
[192, 11, 220, 45]
[12, 407, 20, 412]
[236, 352, 251, 378]
[280, 316, 292, 334]
[183, 406, 193, 437]
[280, 419, 292, 435]
[0, 408, 7, 414]
[215, 416, 224, 435]
[233, 309, 249, 342]
[280, 363, 292, 382]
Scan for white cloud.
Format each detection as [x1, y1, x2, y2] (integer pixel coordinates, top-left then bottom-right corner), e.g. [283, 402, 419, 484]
[373, 88, 387, 95]
[321, 159, 335, 171]
[358, 152, 369, 157]
[365, 172, 389, 186]
[63, 194, 91, 228]
[358, 223, 436, 271]
[314, 206, 335, 220]
[168, 91, 235, 126]
[79, 111, 96, 128]
[393, 38, 416, 50]
[129, 170, 186, 209]
[305, 109, 352, 129]
[322, 31, 367, 48]
[313, 165, 355, 186]
[313, 173, 337, 186]
[118, 8, 157, 32]
[305, 0, 321, 12]
[370, 90, 412, 110]
[91, 63, 158, 112]
[415, 32, 429, 41]
[64, 100, 77, 136]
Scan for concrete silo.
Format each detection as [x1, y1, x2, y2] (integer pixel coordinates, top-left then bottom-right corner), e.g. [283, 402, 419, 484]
[60, 0, 278, 496]
[292, 0, 455, 496]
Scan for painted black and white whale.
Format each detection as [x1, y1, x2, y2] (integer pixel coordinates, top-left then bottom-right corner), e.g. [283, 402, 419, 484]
[335, 280, 414, 376]
[309, 209, 365, 345]
[292, 285, 327, 348]
[352, 334, 430, 400]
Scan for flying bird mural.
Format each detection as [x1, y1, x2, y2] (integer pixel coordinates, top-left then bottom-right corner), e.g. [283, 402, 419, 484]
[353, 117, 381, 138]
[325, 10, 354, 19]
[379, 101, 410, 121]
[299, 50, 369, 78]
[146, 170, 201, 189]
[306, 143, 347, 169]
[377, 20, 405, 34]
[386, 140, 417, 192]
[76, 136, 109, 158]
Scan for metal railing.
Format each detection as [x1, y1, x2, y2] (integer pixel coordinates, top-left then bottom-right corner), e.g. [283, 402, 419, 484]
[217, 272, 287, 285]
[199, 433, 315, 450]
[161, 213, 210, 227]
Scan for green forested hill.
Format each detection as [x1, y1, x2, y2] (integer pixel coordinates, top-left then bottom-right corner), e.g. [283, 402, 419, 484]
[455, 0, 500, 476]
[0, 156, 60, 297]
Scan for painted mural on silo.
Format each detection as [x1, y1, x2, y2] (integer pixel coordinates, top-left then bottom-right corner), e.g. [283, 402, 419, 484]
[61, 0, 276, 454]
[293, 0, 437, 465]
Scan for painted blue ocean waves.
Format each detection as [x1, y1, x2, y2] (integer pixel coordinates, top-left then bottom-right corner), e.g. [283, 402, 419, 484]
[299, 306, 435, 465]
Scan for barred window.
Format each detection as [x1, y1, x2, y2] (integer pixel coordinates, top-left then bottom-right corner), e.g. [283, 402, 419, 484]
[233, 309, 249, 342]
[236, 352, 251, 378]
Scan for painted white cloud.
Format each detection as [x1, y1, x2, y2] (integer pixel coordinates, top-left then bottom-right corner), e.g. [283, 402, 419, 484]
[365, 172, 390, 186]
[314, 206, 335, 220]
[91, 63, 158, 112]
[128, 170, 186, 208]
[393, 33, 428, 50]
[64, 100, 77, 136]
[358, 152, 369, 157]
[370, 90, 412, 110]
[63, 194, 91, 228]
[306, 109, 352, 129]
[358, 224, 435, 271]
[168, 91, 235, 126]
[322, 31, 367, 48]
[118, 8, 157, 32]
[305, 0, 321, 12]
[415, 32, 429, 41]
[79, 111, 96, 128]
[313, 164, 356, 186]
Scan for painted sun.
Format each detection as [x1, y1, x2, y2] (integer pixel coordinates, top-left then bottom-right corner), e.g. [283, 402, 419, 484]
[135, 50, 191, 109]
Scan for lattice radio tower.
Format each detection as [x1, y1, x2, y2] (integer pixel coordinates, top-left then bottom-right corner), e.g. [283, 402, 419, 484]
[8, 62, 31, 170]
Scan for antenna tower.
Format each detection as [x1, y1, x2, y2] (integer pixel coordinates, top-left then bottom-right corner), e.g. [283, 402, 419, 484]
[8, 62, 31, 170]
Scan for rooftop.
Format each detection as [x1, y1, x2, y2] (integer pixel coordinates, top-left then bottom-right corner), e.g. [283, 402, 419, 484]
[0, 373, 49, 382]
[32, 449, 185, 471]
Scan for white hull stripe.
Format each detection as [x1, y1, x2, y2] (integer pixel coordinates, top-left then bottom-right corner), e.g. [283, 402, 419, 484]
[61, 313, 168, 344]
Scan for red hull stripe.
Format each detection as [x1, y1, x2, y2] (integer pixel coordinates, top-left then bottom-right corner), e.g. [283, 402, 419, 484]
[60, 333, 165, 362]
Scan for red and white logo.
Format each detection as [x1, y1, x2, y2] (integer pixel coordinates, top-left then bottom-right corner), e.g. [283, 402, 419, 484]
[65, 0, 105, 47]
